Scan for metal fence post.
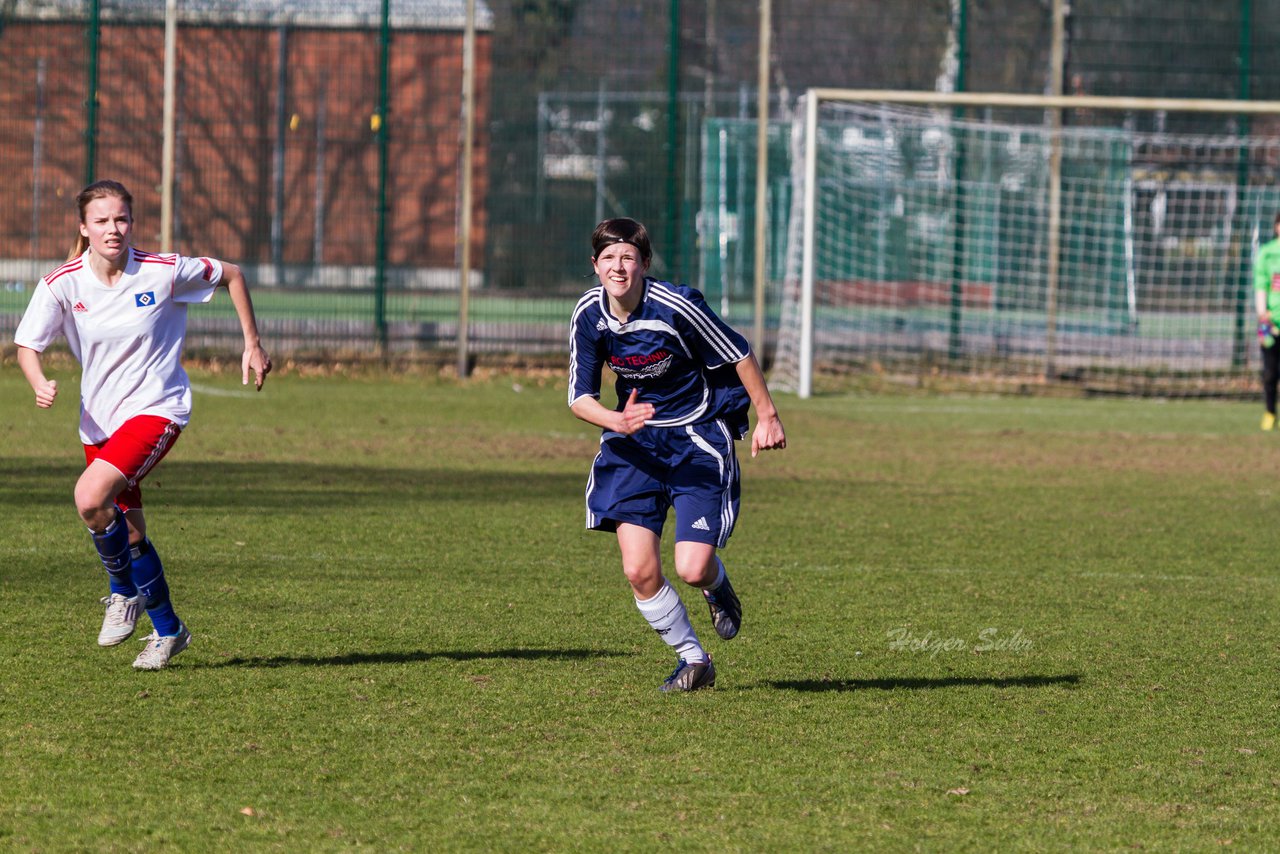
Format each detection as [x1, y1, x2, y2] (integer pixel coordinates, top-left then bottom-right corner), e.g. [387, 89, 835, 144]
[271, 23, 289, 282]
[752, 0, 770, 362]
[457, 0, 477, 380]
[84, 0, 100, 184]
[1232, 0, 1254, 370]
[160, 0, 177, 252]
[374, 0, 391, 356]
[947, 0, 968, 363]
[665, 0, 680, 274]
[1043, 0, 1066, 380]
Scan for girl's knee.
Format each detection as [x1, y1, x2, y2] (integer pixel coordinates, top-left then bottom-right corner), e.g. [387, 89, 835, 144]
[74, 477, 118, 530]
[674, 552, 717, 587]
[75, 498, 116, 531]
[622, 559, 662, 592]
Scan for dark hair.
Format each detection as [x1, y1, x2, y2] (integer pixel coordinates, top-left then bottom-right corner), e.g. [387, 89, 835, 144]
[1273, 211, 1280, 228]
[68, 180, 134, 261]
[591, 217, 652, 265]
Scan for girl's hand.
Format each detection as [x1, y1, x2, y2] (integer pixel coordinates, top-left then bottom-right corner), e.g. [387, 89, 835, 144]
[750, 412, 786, 458]
[34, 378, 58, 409]
[243, 344, 272, 391]
[616, 389, 654, 435]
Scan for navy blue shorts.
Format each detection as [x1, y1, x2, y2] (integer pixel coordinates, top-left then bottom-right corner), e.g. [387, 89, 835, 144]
[585, 419, 741, 547]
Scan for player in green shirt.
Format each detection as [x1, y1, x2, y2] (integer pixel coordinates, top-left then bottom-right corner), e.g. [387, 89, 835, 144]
[1254, 212, 1280, 431]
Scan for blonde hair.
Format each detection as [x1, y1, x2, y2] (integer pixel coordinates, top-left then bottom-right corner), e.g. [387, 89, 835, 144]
[67, 180, 133, 261]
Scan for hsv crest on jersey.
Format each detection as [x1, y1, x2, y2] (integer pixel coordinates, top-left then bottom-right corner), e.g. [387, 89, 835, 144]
[135, 292, 156, 308]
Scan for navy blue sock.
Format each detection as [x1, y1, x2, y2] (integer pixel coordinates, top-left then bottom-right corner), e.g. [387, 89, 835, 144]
[91, 511, 136, 597]
[131, 539, 181, 636]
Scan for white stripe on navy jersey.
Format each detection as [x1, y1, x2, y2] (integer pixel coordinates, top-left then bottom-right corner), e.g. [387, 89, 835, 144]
[567, 288, 601, 407]
[646, 281, 746, 365]
[645, 390, 710, 428]
[610, 319, 692, 357]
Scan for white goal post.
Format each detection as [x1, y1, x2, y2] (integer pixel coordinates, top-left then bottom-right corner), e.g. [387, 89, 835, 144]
[776, 88, 1280, 398]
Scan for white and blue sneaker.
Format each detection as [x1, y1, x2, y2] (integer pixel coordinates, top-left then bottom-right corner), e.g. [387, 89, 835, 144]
[98, 594, 142, 647]
[132, 623, 191, 670]
[660, 657, 716, 692]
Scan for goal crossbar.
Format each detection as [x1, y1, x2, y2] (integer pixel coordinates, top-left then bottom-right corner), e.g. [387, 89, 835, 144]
[807, 88, 1280, 117]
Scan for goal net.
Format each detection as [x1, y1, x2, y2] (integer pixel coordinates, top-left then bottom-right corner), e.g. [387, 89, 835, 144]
[773, 90, 1280, 396]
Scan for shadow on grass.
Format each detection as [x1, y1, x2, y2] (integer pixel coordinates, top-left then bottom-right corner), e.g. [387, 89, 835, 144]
[195, 647, 629, 669]
[767, 674, 1082, 692]
[0, 458, 586, 512]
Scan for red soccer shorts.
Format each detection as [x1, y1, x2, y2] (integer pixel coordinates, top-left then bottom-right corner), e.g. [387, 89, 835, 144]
[83, 415, 182, 511]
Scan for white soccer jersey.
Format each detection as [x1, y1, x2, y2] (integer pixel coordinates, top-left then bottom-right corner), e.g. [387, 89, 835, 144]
[15, 248, 222, 444]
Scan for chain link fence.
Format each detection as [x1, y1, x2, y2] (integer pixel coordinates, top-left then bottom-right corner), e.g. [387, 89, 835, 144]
[4, 0, 1280, 378]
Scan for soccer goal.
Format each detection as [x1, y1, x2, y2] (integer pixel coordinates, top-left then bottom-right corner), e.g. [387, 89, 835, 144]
[773, 89, 1280, 397]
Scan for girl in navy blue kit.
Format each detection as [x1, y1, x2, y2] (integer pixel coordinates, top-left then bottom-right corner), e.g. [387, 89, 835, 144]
[568, 218, 786, 691]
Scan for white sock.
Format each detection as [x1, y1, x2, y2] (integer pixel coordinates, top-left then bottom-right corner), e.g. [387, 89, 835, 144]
[699, 556, 727, 592]
[635, 581, 706, 663]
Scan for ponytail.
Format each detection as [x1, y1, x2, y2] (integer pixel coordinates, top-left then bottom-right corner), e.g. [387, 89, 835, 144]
[66, 234, 89, 262]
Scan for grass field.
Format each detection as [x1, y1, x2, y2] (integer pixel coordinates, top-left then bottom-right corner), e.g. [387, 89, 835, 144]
[2, 363, 1279, 850]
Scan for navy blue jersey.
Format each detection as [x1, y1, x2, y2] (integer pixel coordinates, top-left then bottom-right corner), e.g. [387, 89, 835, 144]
[569, 278, 751, 436]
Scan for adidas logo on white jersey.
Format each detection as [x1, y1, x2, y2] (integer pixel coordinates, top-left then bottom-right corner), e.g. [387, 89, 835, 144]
[691, 517, 711, 532]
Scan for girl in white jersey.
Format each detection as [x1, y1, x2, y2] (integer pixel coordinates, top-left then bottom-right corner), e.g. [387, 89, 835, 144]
[15, 180, 271, 670]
